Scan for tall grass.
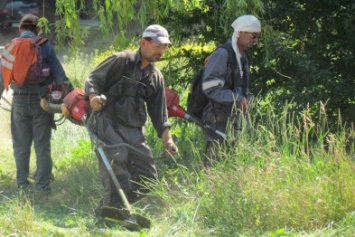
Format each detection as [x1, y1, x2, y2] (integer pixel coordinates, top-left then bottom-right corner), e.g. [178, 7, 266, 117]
[150, 98, 355, 236]
[0, 51, 354, 237]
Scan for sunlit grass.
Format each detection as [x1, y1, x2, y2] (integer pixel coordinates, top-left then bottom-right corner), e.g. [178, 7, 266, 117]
[0, 50, 354, 237]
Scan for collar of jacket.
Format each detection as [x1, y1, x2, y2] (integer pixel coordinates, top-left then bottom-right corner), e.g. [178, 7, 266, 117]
[20, 30, 36, 38]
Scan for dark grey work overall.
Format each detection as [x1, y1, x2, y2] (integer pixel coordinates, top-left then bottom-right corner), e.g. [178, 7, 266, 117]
[93, 59, 158, 213]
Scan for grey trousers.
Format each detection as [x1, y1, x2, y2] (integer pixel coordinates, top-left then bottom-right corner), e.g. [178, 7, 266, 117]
[93, 113, 157, 210]
[11, 94, 53, 191]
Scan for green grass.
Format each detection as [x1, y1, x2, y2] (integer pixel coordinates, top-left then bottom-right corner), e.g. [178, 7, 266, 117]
[0, 52, 354, 237]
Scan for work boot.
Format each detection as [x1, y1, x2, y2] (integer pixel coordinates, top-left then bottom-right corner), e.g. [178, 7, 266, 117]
[18, 180, 32, 191]
[101, 206, 130, 220]
[94, 197, 124, 217]
[35, 184, 51, 195]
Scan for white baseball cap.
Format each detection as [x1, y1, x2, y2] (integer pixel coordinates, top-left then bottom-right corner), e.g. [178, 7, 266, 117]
[142, 24, 171, 45]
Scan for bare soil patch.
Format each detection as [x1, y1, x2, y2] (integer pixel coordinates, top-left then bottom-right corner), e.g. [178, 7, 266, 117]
[0, 90, 12, 148]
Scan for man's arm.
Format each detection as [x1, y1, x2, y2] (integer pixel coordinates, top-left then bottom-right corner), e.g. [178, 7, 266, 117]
[162, 127, 178, 156]
[145, 70, 178, 156]
[203, 48, 245, 106]
[85, 53, 126, 98]
[42, 42, 73, 90]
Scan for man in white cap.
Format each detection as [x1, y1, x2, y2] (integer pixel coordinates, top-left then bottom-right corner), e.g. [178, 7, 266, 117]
[85, 24, 178, 219]
[201, 15, 261, 169]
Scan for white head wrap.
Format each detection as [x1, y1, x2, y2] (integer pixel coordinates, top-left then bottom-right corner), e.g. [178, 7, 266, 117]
[231, 15, 261, 77]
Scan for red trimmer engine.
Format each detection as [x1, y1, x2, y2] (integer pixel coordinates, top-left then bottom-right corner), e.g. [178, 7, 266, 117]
[165, 88, 186, 118]
[61, 88, 89, 125]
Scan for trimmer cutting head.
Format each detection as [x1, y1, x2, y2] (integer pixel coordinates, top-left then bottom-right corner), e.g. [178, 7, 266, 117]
[101, 206, 151, 231]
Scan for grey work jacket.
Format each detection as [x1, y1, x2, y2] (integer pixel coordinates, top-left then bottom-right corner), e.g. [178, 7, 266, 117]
[85, 49, 171, 137]
[202, 41, 250, 139]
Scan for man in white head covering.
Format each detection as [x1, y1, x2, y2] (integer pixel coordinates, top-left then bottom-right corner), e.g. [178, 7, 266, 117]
[201, 15, 261, 170]
[231, 15, 261, 78]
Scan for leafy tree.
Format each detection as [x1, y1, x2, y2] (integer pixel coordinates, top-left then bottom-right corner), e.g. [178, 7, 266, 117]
[53, 0, 354, 126]
[253, 1, 355, 125]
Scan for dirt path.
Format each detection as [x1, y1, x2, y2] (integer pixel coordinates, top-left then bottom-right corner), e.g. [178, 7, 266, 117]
[0, 90, 13, 148]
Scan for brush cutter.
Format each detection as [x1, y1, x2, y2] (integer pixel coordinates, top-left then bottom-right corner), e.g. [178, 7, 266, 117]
[62, 91, 151, 231]
[165, 88, 227, 139]
[86, 117, 151, 231]
[0, 91, 66, 126]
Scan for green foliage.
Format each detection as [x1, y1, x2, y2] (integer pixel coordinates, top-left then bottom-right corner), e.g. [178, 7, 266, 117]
[55, 0, 88, 49]
[62, 52, 98, 88]
[92, 41, 138, 67]
[162, 41, 216, 89]
[148, 100, 355, 236]
[252, 0, 355, 125]
[52, 0, 354, 126]
[37, 17, 51, 35]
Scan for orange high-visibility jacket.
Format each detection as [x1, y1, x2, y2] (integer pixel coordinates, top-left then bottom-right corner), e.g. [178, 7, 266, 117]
[1, 38, 38, 90]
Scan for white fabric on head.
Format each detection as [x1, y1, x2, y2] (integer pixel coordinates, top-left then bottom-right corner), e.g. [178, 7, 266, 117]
[230, 15, 261, 77]
[231, 15, 261, 33]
